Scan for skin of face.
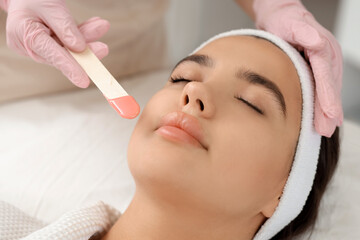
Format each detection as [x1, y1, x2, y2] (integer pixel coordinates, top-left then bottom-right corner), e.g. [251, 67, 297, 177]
[110, 36, 302, 240]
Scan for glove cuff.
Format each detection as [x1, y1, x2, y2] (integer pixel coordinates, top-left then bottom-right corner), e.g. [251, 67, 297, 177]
[254, 0, 303, 10]
[0, 0, 9, 11]
[253, 0, 305, 28]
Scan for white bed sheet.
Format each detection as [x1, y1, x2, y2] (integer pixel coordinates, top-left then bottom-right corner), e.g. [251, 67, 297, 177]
[0, 69, 170, 223]
[0, 69, 359, 239]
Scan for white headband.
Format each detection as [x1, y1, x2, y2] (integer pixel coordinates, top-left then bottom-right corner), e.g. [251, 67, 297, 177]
[191, 29, 322, 240]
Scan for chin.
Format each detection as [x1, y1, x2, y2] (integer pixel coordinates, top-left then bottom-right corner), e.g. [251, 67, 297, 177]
[128, 132, 198, 195]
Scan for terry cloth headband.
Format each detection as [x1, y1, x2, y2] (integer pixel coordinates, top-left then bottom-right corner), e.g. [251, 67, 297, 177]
[191, 29, 322, 240]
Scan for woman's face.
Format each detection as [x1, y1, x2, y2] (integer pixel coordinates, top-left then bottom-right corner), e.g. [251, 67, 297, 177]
[128, 36, 302, 221]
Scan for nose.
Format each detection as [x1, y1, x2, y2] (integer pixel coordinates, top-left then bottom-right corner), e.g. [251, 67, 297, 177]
[180, 82, 215, 118]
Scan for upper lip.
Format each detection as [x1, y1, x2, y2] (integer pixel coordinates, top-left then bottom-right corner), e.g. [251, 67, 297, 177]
[157, 111, 208, 150]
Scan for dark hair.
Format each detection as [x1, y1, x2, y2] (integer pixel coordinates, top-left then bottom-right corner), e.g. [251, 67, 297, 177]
[270, 127, 340, 240]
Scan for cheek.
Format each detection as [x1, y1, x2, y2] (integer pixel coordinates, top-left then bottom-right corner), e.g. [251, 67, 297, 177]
[127, 90, 171, 165]
[129, 88, 179, 139]
[208, 116, 291, 213]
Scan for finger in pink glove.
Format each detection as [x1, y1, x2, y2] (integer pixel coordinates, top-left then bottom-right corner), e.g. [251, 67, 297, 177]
[253, 0, 343, 137]
[2, 0, 110, 88]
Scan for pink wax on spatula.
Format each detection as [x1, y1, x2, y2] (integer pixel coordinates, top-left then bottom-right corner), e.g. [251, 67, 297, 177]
[106, 95, 139, 119]
[68, 47, 140, 119]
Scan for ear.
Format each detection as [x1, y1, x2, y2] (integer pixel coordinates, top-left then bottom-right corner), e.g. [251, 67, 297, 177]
[261, 195, 281, 218]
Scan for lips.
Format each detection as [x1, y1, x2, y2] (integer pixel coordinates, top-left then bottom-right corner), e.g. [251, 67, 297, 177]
[156, 111, 208, 150]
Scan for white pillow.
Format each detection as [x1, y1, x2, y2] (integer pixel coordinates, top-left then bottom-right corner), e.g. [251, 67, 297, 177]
[0, 69, 359, 239]
[305, 119, 360, 239]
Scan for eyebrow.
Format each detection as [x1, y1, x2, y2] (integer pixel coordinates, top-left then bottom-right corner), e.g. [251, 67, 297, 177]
[173, 54, 214, 70]
[173, 54, 287, 118]
[236, 69, 287, 117]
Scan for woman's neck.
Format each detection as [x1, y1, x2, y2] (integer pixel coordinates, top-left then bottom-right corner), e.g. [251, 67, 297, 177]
[101, 189, 262, 240]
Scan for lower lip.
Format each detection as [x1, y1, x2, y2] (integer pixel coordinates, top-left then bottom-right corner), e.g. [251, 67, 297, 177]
[156, 126, 203, 148]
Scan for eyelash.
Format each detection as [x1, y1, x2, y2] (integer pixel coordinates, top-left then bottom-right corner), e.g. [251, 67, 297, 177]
[170, 76, 191, 83]
[234, 95, 264, 115]
[169, 76, 264, 115]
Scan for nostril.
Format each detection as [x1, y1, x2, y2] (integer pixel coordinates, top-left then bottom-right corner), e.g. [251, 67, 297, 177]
[185, 95, 189, 105]
[197, 99, 204, 111]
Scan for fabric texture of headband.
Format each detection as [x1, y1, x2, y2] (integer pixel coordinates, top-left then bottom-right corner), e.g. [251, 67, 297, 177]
[191, 29, 322, 240]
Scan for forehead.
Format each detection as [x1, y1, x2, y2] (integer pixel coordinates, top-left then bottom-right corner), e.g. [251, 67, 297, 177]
[194, 35, 302, 122]
[195, 36, 298, 86]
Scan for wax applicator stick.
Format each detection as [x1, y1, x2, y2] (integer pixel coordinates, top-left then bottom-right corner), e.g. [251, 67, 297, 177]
[68, 47, 140, 119]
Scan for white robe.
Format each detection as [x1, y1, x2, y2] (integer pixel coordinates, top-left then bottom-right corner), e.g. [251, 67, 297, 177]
[0, 200, 121, 240]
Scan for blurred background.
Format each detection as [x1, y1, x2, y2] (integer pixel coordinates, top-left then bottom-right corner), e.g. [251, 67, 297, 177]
[165, 0, 360, 124]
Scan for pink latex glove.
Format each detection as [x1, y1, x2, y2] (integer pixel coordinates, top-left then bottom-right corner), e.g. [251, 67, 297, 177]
[253, 0, 343, 137]
[0, 0, 110, 88]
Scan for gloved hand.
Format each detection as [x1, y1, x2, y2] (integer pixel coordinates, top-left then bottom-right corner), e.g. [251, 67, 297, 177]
[253, 0, 343, 138]
[0, 0, 110, 88]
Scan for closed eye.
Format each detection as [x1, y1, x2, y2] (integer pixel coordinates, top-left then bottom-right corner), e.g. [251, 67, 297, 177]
[170, 76, 192, 83]
[235, 96, 264, 115]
